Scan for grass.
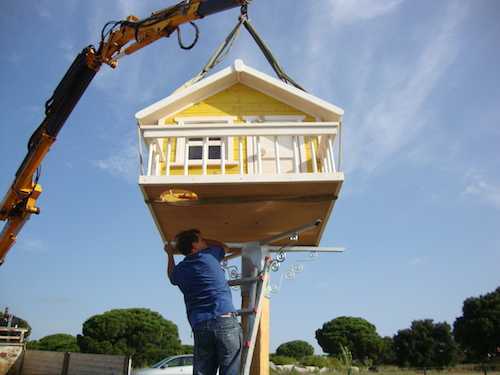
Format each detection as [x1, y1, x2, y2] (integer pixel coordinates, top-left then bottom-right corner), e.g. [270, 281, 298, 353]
[270, 366, 500, 375]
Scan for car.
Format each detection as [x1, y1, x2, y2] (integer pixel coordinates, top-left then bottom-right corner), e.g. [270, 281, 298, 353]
[133, 354, 194, 375]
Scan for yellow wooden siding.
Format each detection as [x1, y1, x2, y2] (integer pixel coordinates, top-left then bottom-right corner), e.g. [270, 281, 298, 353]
[160, 83, 319, 175]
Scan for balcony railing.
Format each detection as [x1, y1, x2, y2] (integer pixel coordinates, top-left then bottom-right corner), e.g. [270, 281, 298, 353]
[0, 327, 28, 344]
[138, 122, 341, 178]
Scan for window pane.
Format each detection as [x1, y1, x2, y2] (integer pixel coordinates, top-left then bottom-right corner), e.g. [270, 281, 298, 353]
[183, 357, 194, 366]
[167, 358, 183, 367]
[152, 358, 170, 368]
[189, 146, 202, 160]
[190, 137, 202, 141]
[209, 145, 221, 159]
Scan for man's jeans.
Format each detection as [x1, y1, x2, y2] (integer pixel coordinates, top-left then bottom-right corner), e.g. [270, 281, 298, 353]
[193, 316, 242, 375]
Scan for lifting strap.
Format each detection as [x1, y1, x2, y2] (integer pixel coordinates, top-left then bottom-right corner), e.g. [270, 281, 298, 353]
[178, 10, 305, 92]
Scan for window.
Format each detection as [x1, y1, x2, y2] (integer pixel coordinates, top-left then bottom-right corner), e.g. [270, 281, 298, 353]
[165, 357, 184, 367]
[182, 356, 194, 366]
[187, 137, 222, 160]
[174, 117, 235, 164]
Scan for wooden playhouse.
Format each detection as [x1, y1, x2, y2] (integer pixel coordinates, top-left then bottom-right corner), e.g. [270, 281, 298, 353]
[135, 59, 344, 248]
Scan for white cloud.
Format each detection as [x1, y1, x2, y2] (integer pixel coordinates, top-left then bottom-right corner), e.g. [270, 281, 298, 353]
[463, 172, 500, 209]
[340, 2, 467, 174]
[58, 40, 76, 63]
[93, 136, 139, 183]
[37, 5, 52, 19]
[18, 238, 47, 254]
[329, 0, 403, 25]
[409, 256, 428, 266]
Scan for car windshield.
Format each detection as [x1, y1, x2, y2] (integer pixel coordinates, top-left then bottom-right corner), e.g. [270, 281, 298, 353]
[151, 357, 171, 369]
[151, 356, 191, 369]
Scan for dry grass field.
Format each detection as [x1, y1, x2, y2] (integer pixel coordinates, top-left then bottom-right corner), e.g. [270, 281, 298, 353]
[271, 366, 500, 375]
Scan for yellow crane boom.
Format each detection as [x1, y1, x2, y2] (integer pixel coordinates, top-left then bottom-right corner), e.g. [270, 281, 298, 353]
[0, 0, 250, 265]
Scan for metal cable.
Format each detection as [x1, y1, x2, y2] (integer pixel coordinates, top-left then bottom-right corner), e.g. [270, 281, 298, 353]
[176, 21, 200, 50]
[242, 18, 305, 91]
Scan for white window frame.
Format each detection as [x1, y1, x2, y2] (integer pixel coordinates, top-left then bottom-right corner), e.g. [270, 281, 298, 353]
[186, 137, 223, 161]
[173, 116, 236, 165]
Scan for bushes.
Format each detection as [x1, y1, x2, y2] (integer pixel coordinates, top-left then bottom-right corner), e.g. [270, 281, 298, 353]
[276, 340, 314, 358]
[299, 355, 331, 368]
[270, 353, 333, 369]
[270, 354, 297, 365]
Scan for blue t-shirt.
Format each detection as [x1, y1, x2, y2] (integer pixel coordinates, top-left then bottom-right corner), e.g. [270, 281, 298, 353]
[170, 246, 236, 328]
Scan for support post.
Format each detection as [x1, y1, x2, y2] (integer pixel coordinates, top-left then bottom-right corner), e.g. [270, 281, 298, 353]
[241, 243, 269, 375]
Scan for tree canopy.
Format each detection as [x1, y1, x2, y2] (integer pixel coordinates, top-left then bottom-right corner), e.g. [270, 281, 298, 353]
[393, 319, 458, 369]
[77, 308, 181, 367]
[453, 286, 500, 362]
[315, 316, 382, 363]
[379, 336, 396, 365]
[276, 340, 314, 358]
[27, 334, 79, 352]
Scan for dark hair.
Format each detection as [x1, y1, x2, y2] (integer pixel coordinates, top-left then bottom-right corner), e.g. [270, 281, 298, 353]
[175, 229, 201, 256]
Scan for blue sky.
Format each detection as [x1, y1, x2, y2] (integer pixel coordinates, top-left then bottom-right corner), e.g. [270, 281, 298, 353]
[1, 0, 499, 354]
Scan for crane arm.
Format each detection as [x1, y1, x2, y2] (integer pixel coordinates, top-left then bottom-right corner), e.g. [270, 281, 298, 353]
[0, 0, 249, 264]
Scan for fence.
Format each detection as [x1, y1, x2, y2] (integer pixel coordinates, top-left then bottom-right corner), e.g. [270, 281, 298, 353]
[19, 351, 130, 375]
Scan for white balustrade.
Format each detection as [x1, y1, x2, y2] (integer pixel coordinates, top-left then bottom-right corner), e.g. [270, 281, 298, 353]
[139, 122, 340, 178]
[274, 136, 281, 174]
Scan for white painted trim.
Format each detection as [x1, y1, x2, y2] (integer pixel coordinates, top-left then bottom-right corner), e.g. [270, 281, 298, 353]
[139, 172, 344, 185]
[170, 160, 239, 167]
[263, 115, 304, 173]
[263, 115, 305, 122]
[141, 123, 339, 138]
[299, 136, 306, 173]
[224, 244, 345, 252]
[135, 60, 344, 125]
[246, 135, 254, 175]
[243, 116, 260, 175]
[173, 117, 235, 164]
[174, 116, 237, 123]
[139, 185, 167, 243]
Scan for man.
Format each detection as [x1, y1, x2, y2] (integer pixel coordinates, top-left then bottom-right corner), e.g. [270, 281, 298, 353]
[165, 229, 242, 375]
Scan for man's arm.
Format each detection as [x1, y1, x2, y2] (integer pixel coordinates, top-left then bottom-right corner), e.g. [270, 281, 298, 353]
[164, 242, 176, 285]
[205, 238, 229, 254]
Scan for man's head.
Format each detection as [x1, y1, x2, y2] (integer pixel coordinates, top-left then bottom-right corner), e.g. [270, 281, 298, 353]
[175, 229, 207, 256]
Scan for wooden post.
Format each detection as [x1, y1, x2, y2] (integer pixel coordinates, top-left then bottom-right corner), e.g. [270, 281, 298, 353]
[251, 296, 269, 375]
[241, 244, 270, 375]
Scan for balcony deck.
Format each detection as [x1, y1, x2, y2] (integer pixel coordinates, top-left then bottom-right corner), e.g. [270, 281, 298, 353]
[138, 122, 344, 246]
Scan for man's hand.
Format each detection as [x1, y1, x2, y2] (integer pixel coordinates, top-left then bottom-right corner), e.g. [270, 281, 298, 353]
[165, 241, 176, 285]
[164, 241, 175, 256]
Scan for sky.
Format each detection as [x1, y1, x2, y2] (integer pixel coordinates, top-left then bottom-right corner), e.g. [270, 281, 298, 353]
[1, 0, 499, 356]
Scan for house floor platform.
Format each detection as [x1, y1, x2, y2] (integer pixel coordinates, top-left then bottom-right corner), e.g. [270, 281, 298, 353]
[140, 174, 343, 248]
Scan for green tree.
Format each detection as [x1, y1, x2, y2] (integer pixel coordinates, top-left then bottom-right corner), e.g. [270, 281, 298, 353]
[393, 320, 458, 372]
[179, 344, 193, 354]
[27, 334, 79, 352]
[378, 336, 396, 365]
[315, 317, 382, 363]
[276, 340, 314, 358]
[77, 308, 181, 367]
[453, 287, 500, 364]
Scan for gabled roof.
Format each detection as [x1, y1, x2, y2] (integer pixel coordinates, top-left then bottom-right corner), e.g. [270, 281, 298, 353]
[135, 59, 344, 124]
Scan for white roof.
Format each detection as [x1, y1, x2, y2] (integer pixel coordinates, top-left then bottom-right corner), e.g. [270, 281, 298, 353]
[135, 59, 344, 124]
